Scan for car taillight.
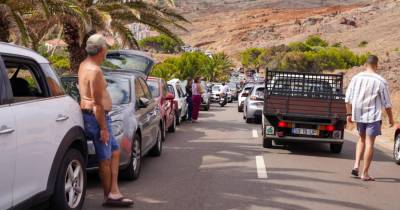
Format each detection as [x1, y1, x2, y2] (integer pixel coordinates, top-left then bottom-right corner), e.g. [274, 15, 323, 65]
[326, 125, 335, 132]
[278, 121, 288, 128]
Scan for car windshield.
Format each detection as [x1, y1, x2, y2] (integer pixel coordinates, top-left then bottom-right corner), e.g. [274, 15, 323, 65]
[147, 80, 160, 97]
[212, 86, 221, 92]
[254, 87, 265, 98]
[105, 76, 131, 105]
[104, 53, 152, 73]
[228, 83, 237, 89]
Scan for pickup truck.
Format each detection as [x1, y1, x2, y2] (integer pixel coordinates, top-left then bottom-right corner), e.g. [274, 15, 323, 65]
[261, 70, 346, 153]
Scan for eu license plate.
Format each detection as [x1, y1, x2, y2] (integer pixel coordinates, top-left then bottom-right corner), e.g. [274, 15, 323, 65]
[292, 128, 319, 136]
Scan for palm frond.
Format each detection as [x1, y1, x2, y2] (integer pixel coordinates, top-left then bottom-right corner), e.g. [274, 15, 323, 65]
[10, 10, 30, 46]
[110, 20, 139, 49]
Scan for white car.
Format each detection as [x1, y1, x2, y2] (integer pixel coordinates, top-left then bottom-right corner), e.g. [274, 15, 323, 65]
[168, 79, 188, 124]
[0, 42, 87, 210]
[237, 84, 255, 112]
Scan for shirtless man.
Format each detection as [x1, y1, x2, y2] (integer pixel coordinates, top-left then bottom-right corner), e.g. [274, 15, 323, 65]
[78, 34, 133, 207]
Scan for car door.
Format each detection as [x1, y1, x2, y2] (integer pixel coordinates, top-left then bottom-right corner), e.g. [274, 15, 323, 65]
[138, 78, 159, 147]
[0, 56, 16, 210]
[2, 56, 63, 204]
[134, 78, 153, 152]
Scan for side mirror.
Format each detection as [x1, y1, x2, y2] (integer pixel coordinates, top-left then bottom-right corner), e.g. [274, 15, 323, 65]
[166, 92, 175, 100]
[138, 97, 150, 108]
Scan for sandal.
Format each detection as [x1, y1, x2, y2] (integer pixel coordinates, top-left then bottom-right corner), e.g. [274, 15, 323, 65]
[361, 176, 376, 181]
[351, 168, 359, 177]
[103, 197, 134, 207]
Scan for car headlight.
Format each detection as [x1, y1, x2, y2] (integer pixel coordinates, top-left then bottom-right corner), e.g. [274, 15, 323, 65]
[111, 120, 124, 137]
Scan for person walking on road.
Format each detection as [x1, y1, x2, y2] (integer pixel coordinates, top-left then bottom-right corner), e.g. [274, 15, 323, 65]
[345, 55, 394, 181]
[191, 77, 203, 122]
[186, 78, 193, 121]
[78, 34, 134, 207]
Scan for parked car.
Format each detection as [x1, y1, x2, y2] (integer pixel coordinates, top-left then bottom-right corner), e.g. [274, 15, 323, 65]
[0, 42, 88, 210]
[237, 83, 255, 112]
[168, 79, 188, 124]
[210, 84, 221, 102]
[147, 77, 177, 135]
[228, 82, 239, 100]
[243, 84, 265, 123]
[62, 71, 163, 181]
[394, 126, 400, 164]
[261, 71, 346, 153]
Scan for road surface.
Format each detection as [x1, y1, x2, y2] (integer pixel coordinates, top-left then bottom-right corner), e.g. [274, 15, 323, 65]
[83, 104, 400, 210]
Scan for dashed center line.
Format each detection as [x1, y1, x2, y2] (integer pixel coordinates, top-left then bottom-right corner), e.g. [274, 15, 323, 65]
[255, 156, 268, 179]
[252, 129, 259, 138]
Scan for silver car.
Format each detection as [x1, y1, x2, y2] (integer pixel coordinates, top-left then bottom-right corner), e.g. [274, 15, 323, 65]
[62, 71, 163, 181]
[243, 84, 265, 123]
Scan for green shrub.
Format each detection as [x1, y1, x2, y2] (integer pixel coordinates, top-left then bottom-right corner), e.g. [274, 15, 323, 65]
[48, 55, 70, 72]
[139, 34, 182, 53]
[305, 35, 329, 47]
[358, 41, 368, 48]
[288, 42, 312, 52]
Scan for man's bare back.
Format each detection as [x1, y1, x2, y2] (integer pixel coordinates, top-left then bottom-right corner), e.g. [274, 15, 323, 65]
[78, 59, 112, 112]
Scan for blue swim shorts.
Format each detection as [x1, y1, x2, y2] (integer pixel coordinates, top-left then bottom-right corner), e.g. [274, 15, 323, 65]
[83, 112, 120, 161]
[357, 121, 382, 137]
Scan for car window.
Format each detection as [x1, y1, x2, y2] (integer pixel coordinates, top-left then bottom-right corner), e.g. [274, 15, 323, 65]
[254, 87, 265, 98]
[105, 53, 152, 73]
[167, 84, 175, 97]
[139, 78, 153, 100]
[106, 76, 130, 105]
[3, 58, 47, 103]
[147, 80, 160, 98]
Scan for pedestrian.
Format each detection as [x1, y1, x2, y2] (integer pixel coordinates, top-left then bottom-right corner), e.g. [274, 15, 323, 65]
[191, 77, 204, 122]
[78, 34, 134, 207]
[345, 55, 394, 181]
[186, 78, 193, 121]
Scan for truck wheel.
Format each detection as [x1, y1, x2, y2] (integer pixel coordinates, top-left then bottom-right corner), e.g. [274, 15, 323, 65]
[394, 134, 400, 165]
[122, 133, 141, 181]
[330, 144, 343, 153]
[51, 149, 86, 210]
[263, 138, 273, 148]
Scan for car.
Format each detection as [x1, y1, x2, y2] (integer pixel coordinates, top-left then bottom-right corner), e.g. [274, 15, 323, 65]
[262, 70, 346, 153]
[168, 79, 188, 124]
[228, 82, 239, 100]
[237, 83, 255, 112]
[243, 84, 265, 123]
[63, 71, 163, 181]
[394, 125, 400, 164]
[147, 77, 178, 135]
[0, 42, 88, 210]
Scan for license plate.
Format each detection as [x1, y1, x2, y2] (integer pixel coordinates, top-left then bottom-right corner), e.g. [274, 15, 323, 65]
[292, 128, 319, 136]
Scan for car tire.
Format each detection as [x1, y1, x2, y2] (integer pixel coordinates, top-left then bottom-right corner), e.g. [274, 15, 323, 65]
[51, 149, 86, 210]
[246, 117, 253, 124]
[394, 134, 400, 165]
[204, 103, 210, 111]
[149, 125, 163, 157]
[330, 143, 343, 153]
[238, 106, 241, 112]
[161, 120, 166, 142]
[168, 115, 176, 133]
[263, 138, 273, 148]
[122, 133, 142, 181]
[176, 110, 181, 125]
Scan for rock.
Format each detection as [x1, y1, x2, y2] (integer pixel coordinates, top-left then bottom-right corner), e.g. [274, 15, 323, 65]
[340, 17, 357, 27]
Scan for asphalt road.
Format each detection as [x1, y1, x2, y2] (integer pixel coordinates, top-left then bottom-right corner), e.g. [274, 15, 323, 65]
[83, 104, 400, 210]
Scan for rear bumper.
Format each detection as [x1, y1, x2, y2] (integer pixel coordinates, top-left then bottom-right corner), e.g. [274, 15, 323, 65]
[264, 135, 344, 144]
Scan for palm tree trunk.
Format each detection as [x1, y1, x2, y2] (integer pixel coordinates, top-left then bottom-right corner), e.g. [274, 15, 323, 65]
[0, 5, 13, 42]
[63, 20, 87, 73]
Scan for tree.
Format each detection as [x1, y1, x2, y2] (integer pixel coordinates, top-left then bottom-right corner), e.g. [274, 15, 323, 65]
[174, 52, 210, 79]
[240, 48, 265, 71]
[139, 34, 182, 53]
[305, 35, 329, 47]
[206, 52, 233, 81]
[150, 62, 178, 81]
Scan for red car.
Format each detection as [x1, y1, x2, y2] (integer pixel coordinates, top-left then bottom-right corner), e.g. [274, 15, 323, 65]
[147, 77, 177, 141]
[394, 125, 400, 164]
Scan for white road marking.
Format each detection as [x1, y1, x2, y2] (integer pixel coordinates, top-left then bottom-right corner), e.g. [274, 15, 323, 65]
[252, 129, 259, 138]
[255, 156, 268, 179]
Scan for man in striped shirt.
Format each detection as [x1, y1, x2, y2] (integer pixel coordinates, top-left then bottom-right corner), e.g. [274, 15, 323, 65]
[345, 55, 394, 181]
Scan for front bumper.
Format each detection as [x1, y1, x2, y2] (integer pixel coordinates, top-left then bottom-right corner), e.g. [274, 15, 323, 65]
[264, 135, 344, 144]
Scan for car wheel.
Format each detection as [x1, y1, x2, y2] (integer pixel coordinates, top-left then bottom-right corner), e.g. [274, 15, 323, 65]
[330, 143, 343, 153]
[168, 115, 176, 133]
[51, 149, 86, 210]
[149, 125, 163, 157]
[122, 133, 142, 180]
[176, 110, 181, 125]
[161, 120, 166, 142]
[263, 137, 273, 148]
[246, 117, 253, 124]
[205, 103, 210, 111]
[394, 134, 400, 165]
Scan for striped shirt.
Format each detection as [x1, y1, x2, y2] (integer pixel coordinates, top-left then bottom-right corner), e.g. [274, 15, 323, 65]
[345, 71, 391, 123]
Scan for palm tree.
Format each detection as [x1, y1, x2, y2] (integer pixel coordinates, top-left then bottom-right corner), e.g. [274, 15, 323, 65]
[207, 52, 234, 82]
[58, 0, 188, 72]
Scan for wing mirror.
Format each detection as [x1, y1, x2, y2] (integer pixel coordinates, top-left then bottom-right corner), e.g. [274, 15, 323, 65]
[138, 97, 151, 108]
[166, 92, 175, 100]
